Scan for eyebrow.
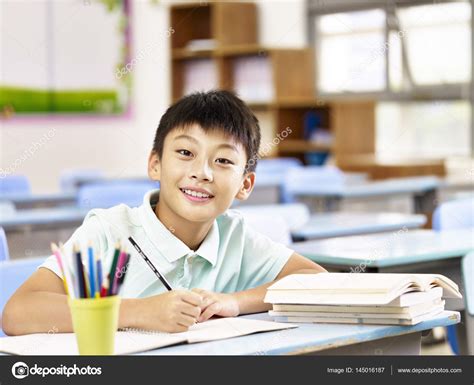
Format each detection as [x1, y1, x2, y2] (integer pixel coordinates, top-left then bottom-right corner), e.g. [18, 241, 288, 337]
[173, 134, 240, 153]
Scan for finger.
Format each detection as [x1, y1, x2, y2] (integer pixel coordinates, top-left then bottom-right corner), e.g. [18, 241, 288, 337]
[172, 324, 189, 333]
[177, 313, 198, 328]
[200, 302, 222, 322]
[199, 297, 217, 315]
[180, 303, 201, 318]
[180, 291, 203, 306]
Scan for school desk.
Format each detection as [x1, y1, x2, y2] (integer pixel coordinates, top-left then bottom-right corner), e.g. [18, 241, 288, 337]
[2, 192, 77, 210]
[290, 176, 440, 214]
[139, 311, 460, 355]
[292, 228, 474, 353]
[292, 212, 427, 241]
[1, 207, 87, 259]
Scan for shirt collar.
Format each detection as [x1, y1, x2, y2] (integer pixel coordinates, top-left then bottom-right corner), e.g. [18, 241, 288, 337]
[139, 189, 218, 266]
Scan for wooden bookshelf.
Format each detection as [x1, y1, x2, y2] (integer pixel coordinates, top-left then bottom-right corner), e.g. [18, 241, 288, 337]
[168, 2, 445, 178]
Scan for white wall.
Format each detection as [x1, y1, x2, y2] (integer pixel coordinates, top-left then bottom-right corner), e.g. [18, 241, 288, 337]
[0, 0, 306, 194]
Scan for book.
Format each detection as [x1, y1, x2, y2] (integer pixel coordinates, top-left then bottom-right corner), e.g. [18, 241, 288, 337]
[264, 273, 461, 306]
[0, 318, 297, 356]
[271, 307, 445, 326]
[272, 287, 444, 311]
[269, 300, 445, 320]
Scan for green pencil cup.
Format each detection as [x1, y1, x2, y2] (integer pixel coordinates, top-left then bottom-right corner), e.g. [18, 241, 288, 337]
[68, 295, 121, 355]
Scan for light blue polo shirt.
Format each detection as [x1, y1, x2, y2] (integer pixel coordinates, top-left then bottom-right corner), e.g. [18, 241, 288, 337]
[39, 190, 294, 298]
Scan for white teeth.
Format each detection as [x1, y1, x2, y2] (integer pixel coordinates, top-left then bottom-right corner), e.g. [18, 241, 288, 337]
[182, 189, 211, 198]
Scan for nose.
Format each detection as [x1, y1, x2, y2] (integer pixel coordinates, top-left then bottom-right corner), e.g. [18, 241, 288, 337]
[189, 157, 213, 182]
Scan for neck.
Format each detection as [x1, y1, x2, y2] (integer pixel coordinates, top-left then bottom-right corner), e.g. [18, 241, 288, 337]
[155, 201, 213, 251]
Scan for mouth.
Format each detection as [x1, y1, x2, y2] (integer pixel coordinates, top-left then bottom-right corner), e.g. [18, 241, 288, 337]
[179, 187, 215, 203]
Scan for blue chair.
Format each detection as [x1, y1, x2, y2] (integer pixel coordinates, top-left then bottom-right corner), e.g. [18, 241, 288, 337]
[433, 197, 474, 231]
[0, 227, 9, 261]
[0, 257, 46, 336]
[462, 251, 474, 354]
[256, 158, 303, 203]
[433, 198, 474, 354]
[256, 158, 302, 174]
[0, 175, 31, 196]
[60, 169, 105, 193]
[282, 166, 345, 204]
[77, 180, 159, 209]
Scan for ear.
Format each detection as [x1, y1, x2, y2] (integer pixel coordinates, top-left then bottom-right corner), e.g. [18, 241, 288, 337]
[148, 151, 161, 181]
[235, 172, 256, 201]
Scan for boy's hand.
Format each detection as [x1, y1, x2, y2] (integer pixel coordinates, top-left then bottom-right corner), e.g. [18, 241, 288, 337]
[134, 290, 203, 333]
[191, 288, 239, 322]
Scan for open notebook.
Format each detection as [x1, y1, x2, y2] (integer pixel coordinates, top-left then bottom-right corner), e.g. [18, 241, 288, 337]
[264, 273, 462, 306]
[0, 318, 297, 355]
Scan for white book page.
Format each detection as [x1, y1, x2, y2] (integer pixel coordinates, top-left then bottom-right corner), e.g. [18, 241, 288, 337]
[268, 273, 415, 294]
[0, 318, 297, 355]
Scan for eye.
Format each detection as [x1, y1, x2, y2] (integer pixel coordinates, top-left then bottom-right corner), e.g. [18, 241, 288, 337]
[216, 158, 234, 165]
[177, 149, 192, 157]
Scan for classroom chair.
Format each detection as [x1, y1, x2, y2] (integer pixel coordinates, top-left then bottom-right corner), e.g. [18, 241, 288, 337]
[234, 203, 310, 233]
[0, 175, 31, 196]
[0, 257, 46, 337]
[60, 169, 105, 193]
[0, 227, 9, 262]
[77, 180, 159, 209]
[238, 212, 292, 246]
[432, 197, 474, 354]
[256, 157, 302, 174]
[432, 197, 474, 231]
[282, 165, 345, 204]
[462, 251, 474, 355]
[255, 158, 303, 203]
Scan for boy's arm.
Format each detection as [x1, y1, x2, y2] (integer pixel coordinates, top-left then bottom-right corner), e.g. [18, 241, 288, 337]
[2, 268, 202, 335]
[193, 252, 327, 321]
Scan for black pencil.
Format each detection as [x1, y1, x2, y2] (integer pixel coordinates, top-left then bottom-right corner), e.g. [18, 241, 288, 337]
[128, 236, 173, 291]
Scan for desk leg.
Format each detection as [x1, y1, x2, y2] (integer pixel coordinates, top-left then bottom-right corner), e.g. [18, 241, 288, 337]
[414, 189, 437, 215]
[454, 310, 474, 355]
[310, 332, 422, 355]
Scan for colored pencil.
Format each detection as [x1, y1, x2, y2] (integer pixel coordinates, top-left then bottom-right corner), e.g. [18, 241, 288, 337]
[112, 249, 127, 296]
[74, 244, 87, 298]
[108, 242, 121, 296]
[50, 243, 70, 296]
[96, 253, 103, 299]
[87, 242, 96, 298]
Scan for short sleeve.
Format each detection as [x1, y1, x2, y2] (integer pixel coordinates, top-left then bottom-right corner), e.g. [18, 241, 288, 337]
[38, 214, 109, 279]
[236, 220, 294, 291]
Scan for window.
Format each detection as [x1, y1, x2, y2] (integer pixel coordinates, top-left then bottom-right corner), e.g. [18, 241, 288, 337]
[317, 9, 386, 93]
[397, 2, 471, 86]
[376, 101, 471, 158]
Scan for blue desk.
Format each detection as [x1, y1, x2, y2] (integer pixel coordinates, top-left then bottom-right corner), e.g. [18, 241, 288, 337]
[291, 176, 440, 213]
[292, 212, 427, 240]
[292, 228, 474, 354]
[1, 192, 77, 209]
[140, 311, 460, 355]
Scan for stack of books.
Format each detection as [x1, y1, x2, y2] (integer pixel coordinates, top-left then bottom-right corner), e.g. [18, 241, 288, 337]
[264, 273, 462, 326]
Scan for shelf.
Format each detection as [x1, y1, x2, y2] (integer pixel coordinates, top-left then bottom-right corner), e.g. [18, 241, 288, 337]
[172, 49, 215, 59]
[278, 140, 332, 154]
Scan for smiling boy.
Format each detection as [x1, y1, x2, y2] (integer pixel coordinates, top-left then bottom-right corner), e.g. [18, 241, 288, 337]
[3, 90, 326, 335]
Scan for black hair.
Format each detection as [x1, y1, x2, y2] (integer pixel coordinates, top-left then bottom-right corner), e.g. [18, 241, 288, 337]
[153, 90, 261, 173]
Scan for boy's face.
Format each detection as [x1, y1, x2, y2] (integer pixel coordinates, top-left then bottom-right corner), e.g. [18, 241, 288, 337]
[148, 124, 255, 223]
